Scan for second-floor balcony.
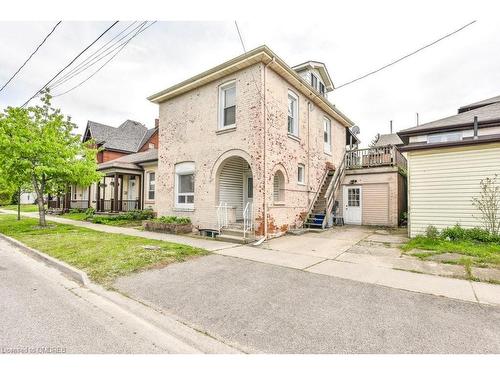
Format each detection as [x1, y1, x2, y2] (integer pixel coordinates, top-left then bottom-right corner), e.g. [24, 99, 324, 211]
[345, 145, 407, 171]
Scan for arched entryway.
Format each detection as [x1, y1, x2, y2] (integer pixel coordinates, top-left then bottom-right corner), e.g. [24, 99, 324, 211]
[216, 156, 253, 225]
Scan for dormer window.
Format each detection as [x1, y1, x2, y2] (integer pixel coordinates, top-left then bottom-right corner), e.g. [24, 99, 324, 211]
[319, 82, 325, 96]
[311, 74, 318, 90]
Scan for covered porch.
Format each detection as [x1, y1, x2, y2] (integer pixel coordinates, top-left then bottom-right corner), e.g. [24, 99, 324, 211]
[96, 171, 142, 213]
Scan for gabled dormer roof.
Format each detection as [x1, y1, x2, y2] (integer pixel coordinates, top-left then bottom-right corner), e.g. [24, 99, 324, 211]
[291, 61, 334, 92]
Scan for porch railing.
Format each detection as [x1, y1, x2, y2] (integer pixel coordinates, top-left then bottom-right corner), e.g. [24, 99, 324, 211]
[97, 199, 139, 212]
[345, 145, 407, 170]
[216, 202, 228, 232]
[70, 200, 90, 210]
[243, 202, 253, 239]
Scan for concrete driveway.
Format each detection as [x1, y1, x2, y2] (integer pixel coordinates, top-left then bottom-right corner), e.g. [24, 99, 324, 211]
[114, 254, 500, 354]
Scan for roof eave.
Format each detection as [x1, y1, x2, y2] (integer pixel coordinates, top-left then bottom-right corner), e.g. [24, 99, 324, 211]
[147, 45, 353, 128]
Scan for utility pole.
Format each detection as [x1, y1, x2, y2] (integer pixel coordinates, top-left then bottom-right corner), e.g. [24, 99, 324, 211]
[416, 112, 419, 126]
[389, 120, 393, 134]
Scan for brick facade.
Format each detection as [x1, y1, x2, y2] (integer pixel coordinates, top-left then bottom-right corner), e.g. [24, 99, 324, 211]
[156, 63, 346, 237]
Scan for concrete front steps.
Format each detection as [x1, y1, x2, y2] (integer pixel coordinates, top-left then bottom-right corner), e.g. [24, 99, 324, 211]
[218, 223, 256, 244]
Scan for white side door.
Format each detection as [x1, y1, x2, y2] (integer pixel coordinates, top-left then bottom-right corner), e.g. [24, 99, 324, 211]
[343, 186, 362, 225]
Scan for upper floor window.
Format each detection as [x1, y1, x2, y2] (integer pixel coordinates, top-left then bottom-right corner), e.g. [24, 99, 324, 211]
[319, 82, 325, 96]
[323, 117, 332, 154]
[148, 172, 155, 200]
[219, 80, 236, 129]
[427, 132, 463, 144]
[175, 162, 195, 209]
[288, 91, 299, 137]
[311, 74, 318, 90]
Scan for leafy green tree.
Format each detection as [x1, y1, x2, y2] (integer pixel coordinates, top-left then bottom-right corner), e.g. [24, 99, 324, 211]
[0, 91, 101, 226]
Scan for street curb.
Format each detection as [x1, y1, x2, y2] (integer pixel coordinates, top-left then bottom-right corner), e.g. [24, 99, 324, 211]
[0, 233, 90, 286]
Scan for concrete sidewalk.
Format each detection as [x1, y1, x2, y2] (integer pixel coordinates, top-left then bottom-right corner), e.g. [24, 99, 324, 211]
[3, 209, 499, 307]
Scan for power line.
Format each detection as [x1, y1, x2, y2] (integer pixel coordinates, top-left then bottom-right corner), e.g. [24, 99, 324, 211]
[52, 21, 157, 98]
[22, 21, 119, 107]
[335, 20, 477, 89]
[49, 21, 141, 89]
[0, 21, 62, 94]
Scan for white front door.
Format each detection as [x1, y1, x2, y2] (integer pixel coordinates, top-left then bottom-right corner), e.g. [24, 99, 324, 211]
[128, 177, 136, 200]
[343, 186, 362, 225]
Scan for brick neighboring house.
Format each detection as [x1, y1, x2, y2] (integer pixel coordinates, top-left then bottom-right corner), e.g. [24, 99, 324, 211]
[50, 119, 159, 212]
[148, 45, 406, 241]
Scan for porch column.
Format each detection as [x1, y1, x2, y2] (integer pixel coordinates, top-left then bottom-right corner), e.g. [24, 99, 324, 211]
[113, 173, 119, 212]
[138, 173, 142, 210]
[96, 181, 101, 211]
[119, 175, 124, 211]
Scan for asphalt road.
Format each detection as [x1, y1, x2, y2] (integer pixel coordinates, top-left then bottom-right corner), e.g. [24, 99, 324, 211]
[115, 254, 500, 354]
[0, 237, 170, 354]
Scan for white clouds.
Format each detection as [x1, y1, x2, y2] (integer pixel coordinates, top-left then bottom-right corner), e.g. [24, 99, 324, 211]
[0, 5, 499, 146]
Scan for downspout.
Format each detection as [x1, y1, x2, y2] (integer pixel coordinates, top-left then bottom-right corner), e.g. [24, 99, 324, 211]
[307, 101, 311, 206]
[263, 57, 275, 240]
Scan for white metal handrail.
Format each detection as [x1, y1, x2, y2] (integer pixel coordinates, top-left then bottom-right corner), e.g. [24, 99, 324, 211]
[243, 202, 253, 239]
[216, 202, 228, 232]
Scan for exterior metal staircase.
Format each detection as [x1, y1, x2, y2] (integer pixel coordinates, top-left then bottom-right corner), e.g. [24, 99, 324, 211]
[304, 153, 346, 230]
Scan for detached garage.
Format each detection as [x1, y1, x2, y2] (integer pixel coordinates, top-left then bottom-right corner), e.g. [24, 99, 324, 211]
[398, 95, 500, 237]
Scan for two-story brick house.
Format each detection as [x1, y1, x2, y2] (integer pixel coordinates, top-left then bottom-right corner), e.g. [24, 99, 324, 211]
[148, 45, 362, 241]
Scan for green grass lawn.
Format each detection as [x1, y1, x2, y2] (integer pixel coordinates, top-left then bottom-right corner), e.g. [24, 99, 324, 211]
[0, 214, 207, 284]
[0, 204, 40, 212]
[402, 236, 500, 266]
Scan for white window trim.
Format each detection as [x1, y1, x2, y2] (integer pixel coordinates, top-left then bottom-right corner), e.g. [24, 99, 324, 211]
[218, 80, 236, 130]
[174, 162, 195, 210]
[310, 72, 319, 90]
[287, 90, 299, 137]
[297, 164, 305, 185]
[427, 131, 463, 144]
[147, 171, 155, 201]
[323, 117, 332, 154]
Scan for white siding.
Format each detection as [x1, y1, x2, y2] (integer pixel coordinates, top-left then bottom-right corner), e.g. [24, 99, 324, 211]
[218, 158, 248, 219]
[408, 143, 500, 237]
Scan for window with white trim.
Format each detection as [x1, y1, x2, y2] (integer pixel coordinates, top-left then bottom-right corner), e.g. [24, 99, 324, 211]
[297, 164, 305, 185]
[287, 91, 299, 137]
[319, 82, 325, 96]
[323, 117, 332, 153]
[175, 162, 195, 209]
[427, 132, 463, 144]
[147, 172, 155, 200]
[219, 80, 236, 129]
[311, 73, 318, 90]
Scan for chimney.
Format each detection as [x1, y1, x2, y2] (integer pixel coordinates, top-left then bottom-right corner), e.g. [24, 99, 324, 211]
[473, 116, 478, 139]
[154, 118, 159, 128]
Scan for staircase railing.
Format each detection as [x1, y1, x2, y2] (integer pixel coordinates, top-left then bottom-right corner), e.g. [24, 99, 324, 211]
[323, 151, 347, 228]
[243, 202, 253, 239]
[216, 202, 228, 232]
[304, 167, 330, 226]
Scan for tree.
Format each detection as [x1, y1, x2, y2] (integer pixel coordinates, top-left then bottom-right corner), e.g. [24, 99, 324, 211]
[369, 133, 380, 148]
[472, 175, 500, 235]
[0, 91, 101, 226]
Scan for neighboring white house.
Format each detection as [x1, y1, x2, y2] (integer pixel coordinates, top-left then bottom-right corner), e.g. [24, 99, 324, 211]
[20, 192, 36, 204]
[398, 95, 500, 237]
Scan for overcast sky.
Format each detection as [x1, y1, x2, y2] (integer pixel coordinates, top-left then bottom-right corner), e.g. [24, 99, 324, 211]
[0, 9, 499, 146]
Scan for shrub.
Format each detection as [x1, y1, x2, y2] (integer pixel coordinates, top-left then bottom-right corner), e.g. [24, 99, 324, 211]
[425, 225, 439, 239]
[151, 216, 191, 225]
[440, 224, 500, 243]
[85, 207, 95, 219]
[68, 208, 85, 213]
[89, 209, 155, 224]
